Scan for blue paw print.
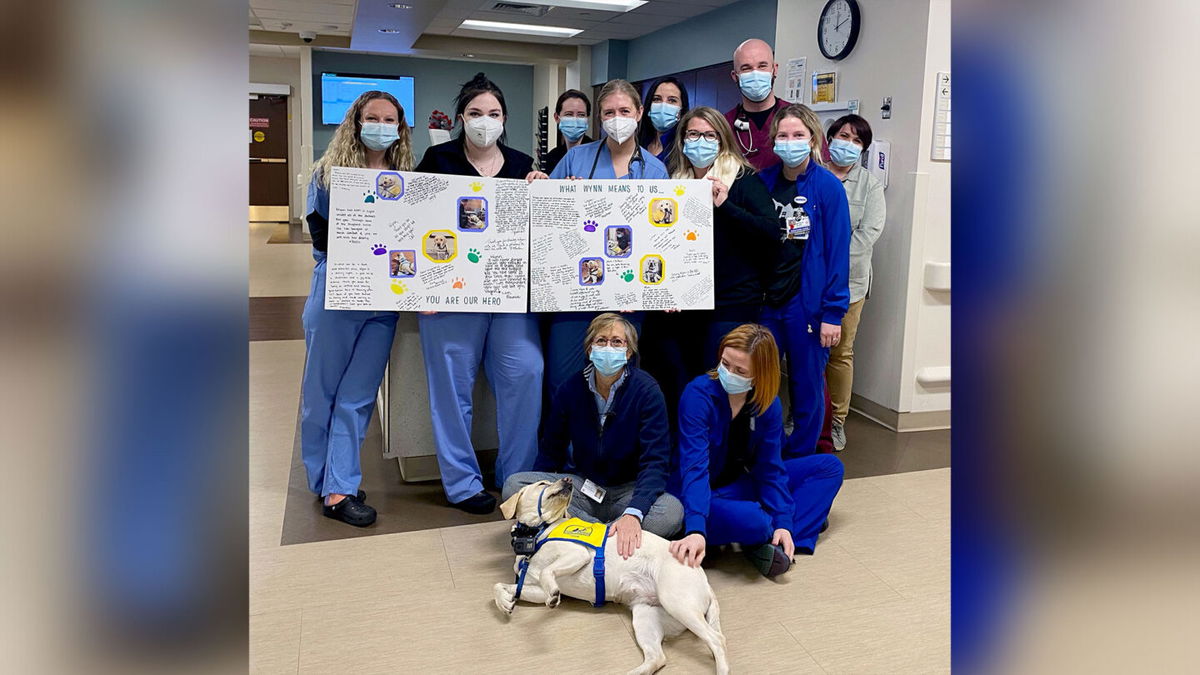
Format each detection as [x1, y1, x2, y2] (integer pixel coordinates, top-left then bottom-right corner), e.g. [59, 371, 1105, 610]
[370, 243, 387, 255]
[583, 219, 598, 233]
[363, 191, 376, 203]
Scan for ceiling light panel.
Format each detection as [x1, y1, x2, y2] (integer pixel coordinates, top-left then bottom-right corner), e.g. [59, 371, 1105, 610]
[458, 19, 583, 37]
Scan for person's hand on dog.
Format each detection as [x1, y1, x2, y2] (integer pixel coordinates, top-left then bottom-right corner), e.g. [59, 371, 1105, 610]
[772, 528, 795, 561]
[707, 174, 729, 207]
[669, 533, 706, 567]
[608, 514, 643, 559]
[820, 322, 841, 348]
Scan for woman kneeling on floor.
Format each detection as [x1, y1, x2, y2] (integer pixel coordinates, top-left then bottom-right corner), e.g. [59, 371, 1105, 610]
[668, 324, 844, 577]
[503, 313, 683, 559]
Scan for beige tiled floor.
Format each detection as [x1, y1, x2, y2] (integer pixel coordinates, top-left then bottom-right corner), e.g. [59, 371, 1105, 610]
[249, 223, 950, 673]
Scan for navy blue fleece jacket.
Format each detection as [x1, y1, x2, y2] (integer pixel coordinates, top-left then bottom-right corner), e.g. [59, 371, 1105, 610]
[535, 365, 672, 516]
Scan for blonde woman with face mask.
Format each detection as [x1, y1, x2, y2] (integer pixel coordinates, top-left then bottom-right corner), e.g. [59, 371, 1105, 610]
[526, 79, 669, 181]
[302, 91, 412, 527]
[757, 104, 851, 459]
[525, 79, 669, 425]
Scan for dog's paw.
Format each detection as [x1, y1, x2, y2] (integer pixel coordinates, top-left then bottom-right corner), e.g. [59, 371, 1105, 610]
[493, 583, 516, 615]
[546, 591, 561, 609]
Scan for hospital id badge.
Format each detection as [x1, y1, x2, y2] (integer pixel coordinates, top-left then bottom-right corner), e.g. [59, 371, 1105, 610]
[789, 211, 811, 240]
[581, 479, 606, 503]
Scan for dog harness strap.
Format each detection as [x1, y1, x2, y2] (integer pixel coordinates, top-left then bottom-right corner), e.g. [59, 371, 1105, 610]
[592, 545, 606, 607]
[514, 557, 531, 601]
[535, 517, 610, 608]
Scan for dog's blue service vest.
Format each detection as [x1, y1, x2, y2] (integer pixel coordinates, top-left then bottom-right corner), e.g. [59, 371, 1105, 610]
[515, 517, 609, 607]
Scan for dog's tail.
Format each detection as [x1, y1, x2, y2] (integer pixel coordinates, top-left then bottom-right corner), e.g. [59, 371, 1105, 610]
[704, 586, 722, 632]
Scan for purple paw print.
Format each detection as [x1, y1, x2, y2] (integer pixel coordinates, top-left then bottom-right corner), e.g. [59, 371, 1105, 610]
[370, 243, 387, 255]
[582, 220, 598, 233]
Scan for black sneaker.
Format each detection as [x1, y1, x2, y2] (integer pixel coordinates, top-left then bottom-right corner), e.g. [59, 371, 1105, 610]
[323, 494, 376, 527]
[744, 542, 792, 578]
[451, 490, 497, 515]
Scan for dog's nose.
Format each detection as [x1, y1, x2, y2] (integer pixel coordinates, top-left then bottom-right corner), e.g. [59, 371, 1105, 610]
[562, 477, 573, 486]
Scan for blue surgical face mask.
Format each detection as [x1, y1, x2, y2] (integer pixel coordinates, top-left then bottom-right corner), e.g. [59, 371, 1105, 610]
[590, 346, 628, 376]
[559, 117, 588, 142]
[829, 138, 863, 167]
[738, 70, 773, 103]
[717, 364, 753, 395]
[649, 102, 681, 132]
[774, 139, 812, 168]
[683, 138, 720, 169]
[360, 122, 400, 151]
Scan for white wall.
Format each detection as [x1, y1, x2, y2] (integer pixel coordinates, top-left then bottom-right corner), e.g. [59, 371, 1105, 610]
[774, 0, 950, 417]
[905, 0, 951, 412]
[249, 54, 305, 221]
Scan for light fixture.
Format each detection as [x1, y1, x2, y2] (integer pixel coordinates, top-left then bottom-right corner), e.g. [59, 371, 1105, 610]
[462, 53, 476, 58]
[503, 0, 647, 11]
[388, 3, 412, 8]
[378, 28, 402, 33]
[459, 19, 582, 38]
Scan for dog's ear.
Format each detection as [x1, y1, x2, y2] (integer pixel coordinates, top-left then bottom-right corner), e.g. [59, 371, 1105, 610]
[498, 489, 523, 520]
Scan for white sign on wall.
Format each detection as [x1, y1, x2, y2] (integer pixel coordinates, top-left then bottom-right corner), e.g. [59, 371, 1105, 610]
[932, 71, 951, 161]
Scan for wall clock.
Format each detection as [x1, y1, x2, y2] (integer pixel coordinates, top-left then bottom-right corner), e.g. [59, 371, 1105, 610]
[818, 0, 861, 61]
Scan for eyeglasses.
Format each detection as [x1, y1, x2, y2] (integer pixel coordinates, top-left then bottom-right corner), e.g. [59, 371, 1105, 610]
[684, 131, 719, 142]
[593, 337, 627, 348]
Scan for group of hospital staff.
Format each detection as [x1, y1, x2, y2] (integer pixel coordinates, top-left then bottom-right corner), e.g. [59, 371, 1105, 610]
[299, 38, 886, 576]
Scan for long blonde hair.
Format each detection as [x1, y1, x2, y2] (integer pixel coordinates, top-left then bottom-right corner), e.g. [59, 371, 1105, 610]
[770, 103, 827, 168]
[312, 90, 413, 187]
[668, 106, 753, 186]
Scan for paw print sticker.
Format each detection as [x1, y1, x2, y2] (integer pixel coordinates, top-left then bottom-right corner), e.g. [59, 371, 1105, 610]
[582, 219, 598, 233]
[363, 191, 376, 203]
[467, 248, 482, 263]
[469, 181, 484, 193]
[685, 230, 698, 241]
[370, 243, 387, 255]
[674, 185, 686, 196]
[451, 277, 466, 289]
[621, 270, 635, 282]
[390, 280, 408, 295]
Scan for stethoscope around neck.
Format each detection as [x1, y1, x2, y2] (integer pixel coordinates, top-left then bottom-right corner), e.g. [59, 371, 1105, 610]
[588, 134, 645, 179]
[733, 105, 760, 156]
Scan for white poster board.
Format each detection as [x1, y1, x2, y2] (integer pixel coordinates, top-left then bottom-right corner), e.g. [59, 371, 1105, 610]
[325, 168, 529, 312]
[528, 179, 714, 312]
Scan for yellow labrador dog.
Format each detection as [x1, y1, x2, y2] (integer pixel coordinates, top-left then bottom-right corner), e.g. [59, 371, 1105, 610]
[495, 478, 728, 675]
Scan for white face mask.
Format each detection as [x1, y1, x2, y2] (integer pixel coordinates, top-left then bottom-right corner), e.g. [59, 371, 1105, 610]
[464, 115, 504, 148]
[602, 116, 638, 144]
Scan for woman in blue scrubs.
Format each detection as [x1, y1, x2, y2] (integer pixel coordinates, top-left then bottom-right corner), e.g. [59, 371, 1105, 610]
[757, 104, 851, 458]
[669, 324, 844, 577]
[637, 76, 689, 164]
[525, 79, 670, 416]
[301, 91, 413, 526]
[415, 73, 543, 514]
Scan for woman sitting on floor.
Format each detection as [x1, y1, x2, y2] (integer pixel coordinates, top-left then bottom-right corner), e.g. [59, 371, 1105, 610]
[503, 313, 683, 559]
[668, 324, 844, 577]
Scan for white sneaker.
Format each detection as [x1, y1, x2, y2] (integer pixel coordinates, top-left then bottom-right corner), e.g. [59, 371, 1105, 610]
[832, 421, 847, 451]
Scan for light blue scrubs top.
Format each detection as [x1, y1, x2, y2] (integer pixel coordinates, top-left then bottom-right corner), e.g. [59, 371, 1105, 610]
[550, 139, 669, 180]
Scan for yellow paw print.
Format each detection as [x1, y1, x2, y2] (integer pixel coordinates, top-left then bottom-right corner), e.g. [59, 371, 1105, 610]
[469, 181, 484, 192]
[390, 280, 408, 295]
[685, 230, 698, 241]
[674, 185, 686, 196]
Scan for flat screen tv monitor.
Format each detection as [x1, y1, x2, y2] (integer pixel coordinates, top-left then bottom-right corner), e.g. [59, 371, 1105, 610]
[321, 72, 415, 126]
